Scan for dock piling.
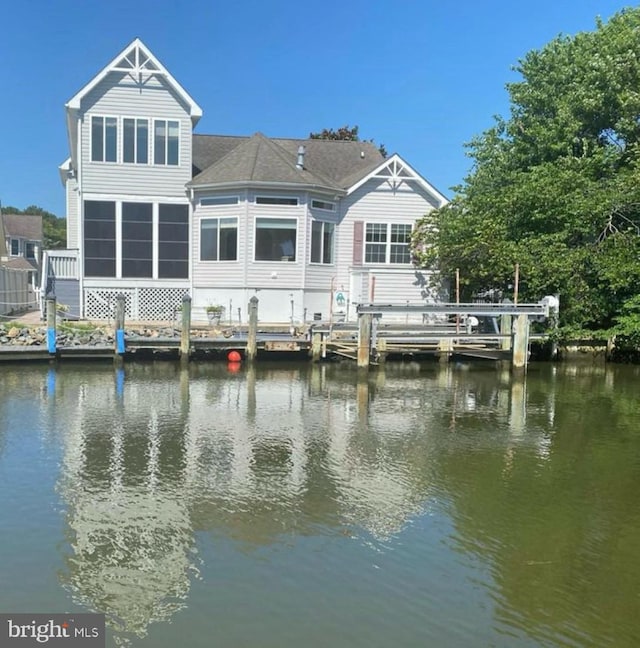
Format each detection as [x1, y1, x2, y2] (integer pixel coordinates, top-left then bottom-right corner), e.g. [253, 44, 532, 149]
[114, 293, 126, 363]
[247, 296, 259, 362]
[357, 313, 373, 370]
[512, 313, 530, 371]
[46, 295, 57, 356]
[179, 295, 192, 363]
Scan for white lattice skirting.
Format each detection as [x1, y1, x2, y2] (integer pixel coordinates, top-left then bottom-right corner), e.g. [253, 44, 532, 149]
[85, 287, 190, 321]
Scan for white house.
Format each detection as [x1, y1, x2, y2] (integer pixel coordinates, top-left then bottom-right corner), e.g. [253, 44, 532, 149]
[53, 38, 447, 323]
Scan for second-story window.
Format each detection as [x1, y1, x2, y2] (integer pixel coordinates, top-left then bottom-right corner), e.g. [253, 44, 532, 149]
[91, 116, 117, 162]
[154, 120, 179, 165]
[10, 239, 19, 256]
[123, 118, 149, 164]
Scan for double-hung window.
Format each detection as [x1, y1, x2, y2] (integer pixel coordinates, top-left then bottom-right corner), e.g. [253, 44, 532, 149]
[10, 239, 19, 256]
[154, 120, 179, 165]
[91, 116, 117, 162]
[200, 217, 238, 261]
[311, 221, 335, 264]
[123, 118, 149, 164]
[365, 223, 412, 264]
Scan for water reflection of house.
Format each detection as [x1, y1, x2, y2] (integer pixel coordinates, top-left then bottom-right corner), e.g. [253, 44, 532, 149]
[56, 366, 437, 637]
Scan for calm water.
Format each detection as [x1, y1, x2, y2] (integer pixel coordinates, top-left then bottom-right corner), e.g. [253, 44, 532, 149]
[1, 359, 639, 647]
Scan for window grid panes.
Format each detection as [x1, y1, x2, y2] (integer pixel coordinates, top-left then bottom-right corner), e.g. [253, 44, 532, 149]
[311, 221, 335, 264]
[365, 223, 412, 264]
[390, 224, 412, 264]
[201, 217, 238, 261]
[10, 239, 19, 256]
[255, 218, 297, 261]
[123, 118, 149, 164]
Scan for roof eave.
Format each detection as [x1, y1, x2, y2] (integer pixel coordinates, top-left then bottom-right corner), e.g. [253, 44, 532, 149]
[188, 180, 346, 196]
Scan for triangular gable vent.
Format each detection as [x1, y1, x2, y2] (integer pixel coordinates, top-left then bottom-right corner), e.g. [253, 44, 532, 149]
[113, 43, 161, 84]
[374, 158, 416, 189]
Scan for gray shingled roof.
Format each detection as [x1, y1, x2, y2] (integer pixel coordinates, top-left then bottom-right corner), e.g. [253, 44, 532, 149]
[191, 133, 385, 191]
[2, 214, 43, 241]
[2, 256, 37, 271]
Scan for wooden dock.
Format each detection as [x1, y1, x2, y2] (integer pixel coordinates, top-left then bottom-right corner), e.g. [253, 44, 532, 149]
[0, 297, 551, 370]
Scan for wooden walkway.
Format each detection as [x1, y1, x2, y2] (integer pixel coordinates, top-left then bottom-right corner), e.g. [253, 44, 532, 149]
[0, 299, 551, 369]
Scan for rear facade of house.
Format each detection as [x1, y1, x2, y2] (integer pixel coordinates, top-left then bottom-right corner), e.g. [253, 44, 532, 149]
[52, 39, 447, 324]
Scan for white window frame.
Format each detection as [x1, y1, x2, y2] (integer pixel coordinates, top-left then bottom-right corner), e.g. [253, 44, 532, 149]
[255, 195, 299, 206]
[90, 115, 118, 163]
[200, 216, 239, 262]
[122, 116, 149, 164]
[10, 238, 20, 256]
[364, 222, 413, 265]
[153, 119, 180, 166]
[254, 217, 298, 262]
[200, 195, 239, 207]
[311, 199, 336, 212]
[310, 220, 335, 265]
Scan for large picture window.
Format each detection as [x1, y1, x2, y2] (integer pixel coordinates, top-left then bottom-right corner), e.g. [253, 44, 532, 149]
[154, 120, 179, 165]
[201, 218, 238, 261]
[365, 223, 412, 264]
[159, 204, 189, 278]
[122, 202, 153, 278]
[255, 218, 297, 261]
[311, 221, 334, 264]
[123, 118, 149, 164]
[91, 116, 117, 162]
[84, 200, 116, 277]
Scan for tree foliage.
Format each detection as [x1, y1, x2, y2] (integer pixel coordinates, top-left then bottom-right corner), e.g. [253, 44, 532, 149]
[309, 125, 388, 158]
[2, 205, 67, 249]
[411, 8, 640, 332]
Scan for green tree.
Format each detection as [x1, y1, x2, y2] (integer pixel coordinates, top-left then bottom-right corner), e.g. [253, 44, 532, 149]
[309, 125, 388, 158]
[1, 204, 66, 249]
[411, 8, 640, 332]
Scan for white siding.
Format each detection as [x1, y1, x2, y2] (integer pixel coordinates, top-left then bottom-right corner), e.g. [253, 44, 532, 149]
[192, 193, 248, 289]
[66, 176, 79, 249]
[335, 177, 439, 300]
[79, 73, 192, 197]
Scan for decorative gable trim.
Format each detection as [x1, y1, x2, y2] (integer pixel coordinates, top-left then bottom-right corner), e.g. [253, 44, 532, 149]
[346, 153, 448, 206]
[66, 38, 202, 123]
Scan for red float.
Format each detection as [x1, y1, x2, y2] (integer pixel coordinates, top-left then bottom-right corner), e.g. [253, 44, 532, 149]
[227, 350, 242, 363]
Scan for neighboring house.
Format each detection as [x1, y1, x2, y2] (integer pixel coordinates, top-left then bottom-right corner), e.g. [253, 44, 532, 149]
[53, 38, 447, 323]
[1, 212, 43, 282]
[0, 211, 42, 315]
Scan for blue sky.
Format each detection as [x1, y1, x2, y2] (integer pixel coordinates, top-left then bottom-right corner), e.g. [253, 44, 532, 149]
[0, 0, 633, 217]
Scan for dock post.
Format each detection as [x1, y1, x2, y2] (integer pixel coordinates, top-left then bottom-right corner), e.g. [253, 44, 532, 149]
[46, 295, 57, 356]
[437, 338, 452, 364]
[377, 338, 388, 364]
[180, 295, 192, 363]
[311, 331, 322, 362]
[357, 312, 373, 370]
[114, 293, 126, 365]
[500, 307, 512, 351]
[512, 313, 530, 371]
[247, 296, 258, 362]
